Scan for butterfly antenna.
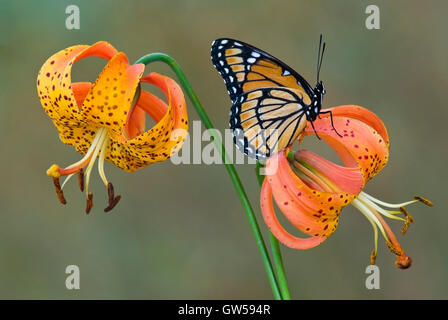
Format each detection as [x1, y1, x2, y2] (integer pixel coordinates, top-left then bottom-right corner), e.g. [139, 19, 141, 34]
[317, 41, 326, 83]
[316, 34, 323, 83]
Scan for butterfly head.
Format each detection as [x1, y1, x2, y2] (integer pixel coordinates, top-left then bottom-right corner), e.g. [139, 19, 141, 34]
[315, 81, 326, 96]
[306, 81, 325, 121]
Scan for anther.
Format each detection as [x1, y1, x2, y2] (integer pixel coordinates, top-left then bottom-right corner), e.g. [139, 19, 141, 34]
[400, 207, 414, 235]
[78, 168, 84, 192]
[104, 182, 121, 212]
[370, 250, 377, 265]
[52, 177, 66, 204]
[107, 182, 114, 202]
[414, 196, 433, 207]
[105, 195, 121, 212]
[86, 193, 93, 214]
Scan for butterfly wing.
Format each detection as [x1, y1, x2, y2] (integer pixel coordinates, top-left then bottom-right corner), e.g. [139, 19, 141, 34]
[231, 87, 308, 160]
[211, 38, 315, 104]
[211, 38, 315, 159]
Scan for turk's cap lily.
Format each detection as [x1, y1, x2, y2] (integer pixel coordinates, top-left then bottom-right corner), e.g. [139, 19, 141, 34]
[260, 105, 432, 269]
[37, 41, 188, 213]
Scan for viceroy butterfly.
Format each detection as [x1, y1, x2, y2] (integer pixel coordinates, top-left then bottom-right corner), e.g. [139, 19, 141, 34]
[211, 36, 340, 160]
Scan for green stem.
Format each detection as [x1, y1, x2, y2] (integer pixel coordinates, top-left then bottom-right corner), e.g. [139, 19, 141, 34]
[255, 162, 291, 300]
[135, 53, 282, 300]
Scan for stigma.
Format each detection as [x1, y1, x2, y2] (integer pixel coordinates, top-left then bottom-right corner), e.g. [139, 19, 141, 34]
[46, 127, 121, 214]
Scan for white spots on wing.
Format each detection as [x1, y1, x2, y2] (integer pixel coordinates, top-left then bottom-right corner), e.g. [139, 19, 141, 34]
[282, 70, 290, 76]
[234, 42, 242, 46]
[251, 52, 261, 58]
[246, 65, 251, 70]
[219, 60, 224, 66]
[224, 68, 229, 74]
[240, 96, 244, 102]
[212, 40, 216, 46]
[218, 52, 222, 57]
[218, 45, 223, 49]
[232, 87, 237, 93]
[221, 39, 228, 44]
[229, 76, 234, 82]
[247, 57, 256, 64]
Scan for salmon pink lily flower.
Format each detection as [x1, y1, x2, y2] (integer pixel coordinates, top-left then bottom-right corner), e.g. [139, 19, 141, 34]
[260, 105, 432, 268]
[37, 42, 188, 213]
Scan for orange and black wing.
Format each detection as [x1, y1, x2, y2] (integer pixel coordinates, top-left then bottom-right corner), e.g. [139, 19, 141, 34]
[231, 87, 308, 160]
[211, 38, 315, 159]
[211, 38, 314, 104]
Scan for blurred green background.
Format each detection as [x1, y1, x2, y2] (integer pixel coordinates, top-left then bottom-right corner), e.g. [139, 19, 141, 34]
[0, 0, 446, 299]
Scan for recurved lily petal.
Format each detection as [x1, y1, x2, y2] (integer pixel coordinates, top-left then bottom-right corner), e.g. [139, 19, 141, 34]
[81, 53, 144, 141]
[37, 41, 117, 126]
[261, 150, 357, 249]
[303, 105, 389, 183]
[116, 72, 188, 167]
[261, 180, 327, 250]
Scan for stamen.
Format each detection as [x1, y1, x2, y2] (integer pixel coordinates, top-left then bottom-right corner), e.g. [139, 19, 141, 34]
[352, 198, 389, 241]
[98, 134, 110, 187]
[360, 192, 418, 208]
[414, 196, 433, 207]
[52, 177, 66, 204]
[86, 193, 93, 214]
[400, 207, 414, 235]
[104, 182, 121, 212]
[84, 128, 108, 197]
[78, 168, 84, 192]
[61, 173, 75, 190]
[105, 195, 121, 212]
[108, 182, 115, 201]
[358, 194, 405, 222]
[352, 198, 379, 264]
[370, 250, 377, 265]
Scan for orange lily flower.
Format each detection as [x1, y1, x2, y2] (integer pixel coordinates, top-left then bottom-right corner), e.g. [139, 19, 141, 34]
[260, 105, 432, 268]
[37, 41, 188, 213]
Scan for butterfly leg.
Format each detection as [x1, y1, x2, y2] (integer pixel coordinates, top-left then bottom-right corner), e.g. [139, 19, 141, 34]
[318, 110, 343, 137]
[309, 120, 322, 140]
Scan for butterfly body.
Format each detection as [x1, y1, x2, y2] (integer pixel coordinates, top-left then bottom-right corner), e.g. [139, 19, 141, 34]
[211, 38, 328, 160]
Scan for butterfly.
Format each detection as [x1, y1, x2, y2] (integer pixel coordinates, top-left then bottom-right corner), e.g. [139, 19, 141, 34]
[210, 36, 339, 160]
